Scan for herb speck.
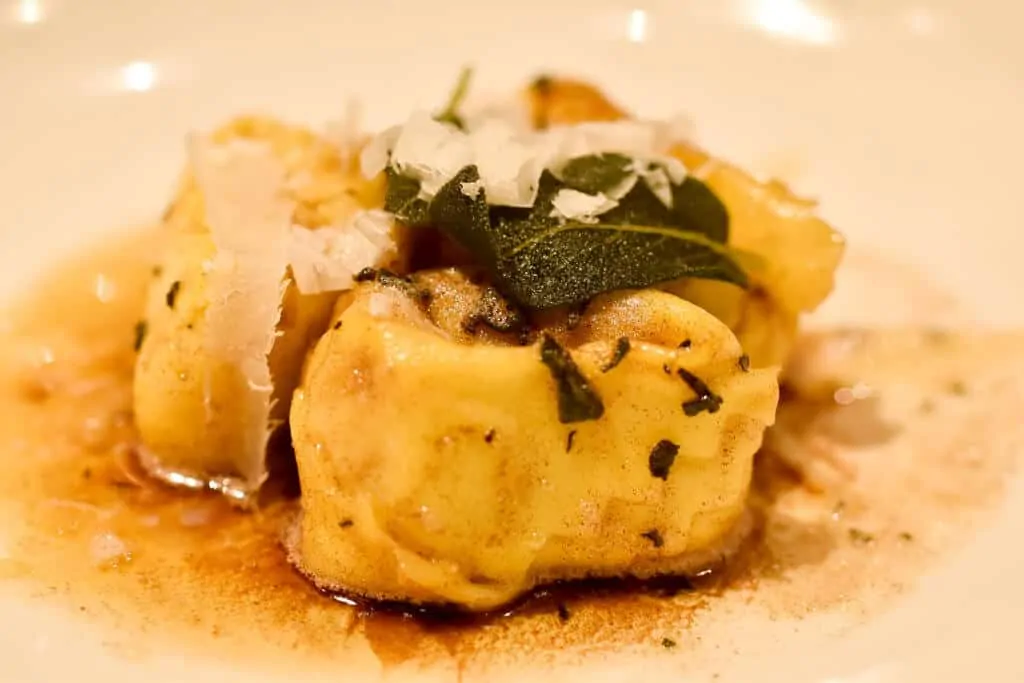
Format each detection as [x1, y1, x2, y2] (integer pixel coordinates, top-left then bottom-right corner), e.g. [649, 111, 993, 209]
[484, 428, 496, 444]
[333, 321, 343, 330]
[738, 354, 750, 372]
[566, 430, 577, 452]
[539, 334, 605, 424]
[899, 531, 914, 542]
[165, 280, 182, 309]
[338, 519, 354, 529]
[601, 337, 631, 373]
[133, 321, 148, 352]
[648, 440, 680, 481]
[679, 339, 692, 350]
[677, 367, 723, 416]
[642, 529, 664, 548]
[661, 637, 677, 649]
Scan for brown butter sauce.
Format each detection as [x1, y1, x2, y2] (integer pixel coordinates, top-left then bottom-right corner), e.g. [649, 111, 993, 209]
[0, 228, 1018, 677]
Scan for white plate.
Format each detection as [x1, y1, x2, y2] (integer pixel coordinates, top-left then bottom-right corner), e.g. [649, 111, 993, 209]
[1, 0, 1023, 681]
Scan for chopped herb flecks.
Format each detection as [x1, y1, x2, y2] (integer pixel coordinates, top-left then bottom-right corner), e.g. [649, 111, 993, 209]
[601, 337, 631, 373]
[333, 321, 343, 330]
[677, 367, 723, 416]
[133, 321, 148, 352]
[642, 529, 665, 548]
[738, 354, 750, 372]
[540, 334, 605, 424]
[338, 519, 354, 529]
[662, 637, 677, 649]
[557, 603, 571, 622]
[165, 280, 181, 309]
[648, 440, 680, 480]
[662, 363, 672, 375]
[566, 430, 577, 452]
[484, 428, 496, 444]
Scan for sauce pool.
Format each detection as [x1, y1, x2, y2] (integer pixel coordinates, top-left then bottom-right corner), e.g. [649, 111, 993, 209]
[0, 228, 1019, 679]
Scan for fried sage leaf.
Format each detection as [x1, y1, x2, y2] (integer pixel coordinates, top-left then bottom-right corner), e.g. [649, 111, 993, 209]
[426, 166, 746, 310]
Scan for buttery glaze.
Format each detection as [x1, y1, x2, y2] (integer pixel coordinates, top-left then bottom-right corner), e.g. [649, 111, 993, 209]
[0, 228, 1020, 680]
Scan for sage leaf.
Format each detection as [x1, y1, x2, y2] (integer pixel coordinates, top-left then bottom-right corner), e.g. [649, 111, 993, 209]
[672, 177, 729, 243]
[487, 172, 747, 309]
[396, 161, 747, 311]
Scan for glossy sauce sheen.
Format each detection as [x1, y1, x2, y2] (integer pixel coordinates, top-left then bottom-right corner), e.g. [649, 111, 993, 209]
[0, 229, 1019, 679]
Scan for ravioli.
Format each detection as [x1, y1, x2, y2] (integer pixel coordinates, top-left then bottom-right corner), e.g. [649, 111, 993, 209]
[289, 275, 778, 609]
[133, 118, 401, 493]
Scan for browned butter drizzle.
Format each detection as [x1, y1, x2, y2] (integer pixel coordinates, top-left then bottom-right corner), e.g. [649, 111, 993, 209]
[0, 228, 1020, 679]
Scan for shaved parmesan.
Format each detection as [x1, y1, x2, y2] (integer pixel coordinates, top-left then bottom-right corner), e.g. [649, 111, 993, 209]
[390, 112, 473, 198]
[460, 180, 483, 199]
[289, 210, 397, 295]
[190, 137, 293, 486]
[365, 113, 687, 210]
[634, 162, 674, 208]
[550, 189, 618, 223]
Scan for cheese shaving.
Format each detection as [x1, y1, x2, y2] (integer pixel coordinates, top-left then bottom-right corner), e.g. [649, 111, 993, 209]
[460, 180, 484, 199]
[190, 137, 293, 486]
[288, 210, 397, 295]
[633, 161, 674, 208]
[364, 113, 689, 209]
[550, 189, 619, 223]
